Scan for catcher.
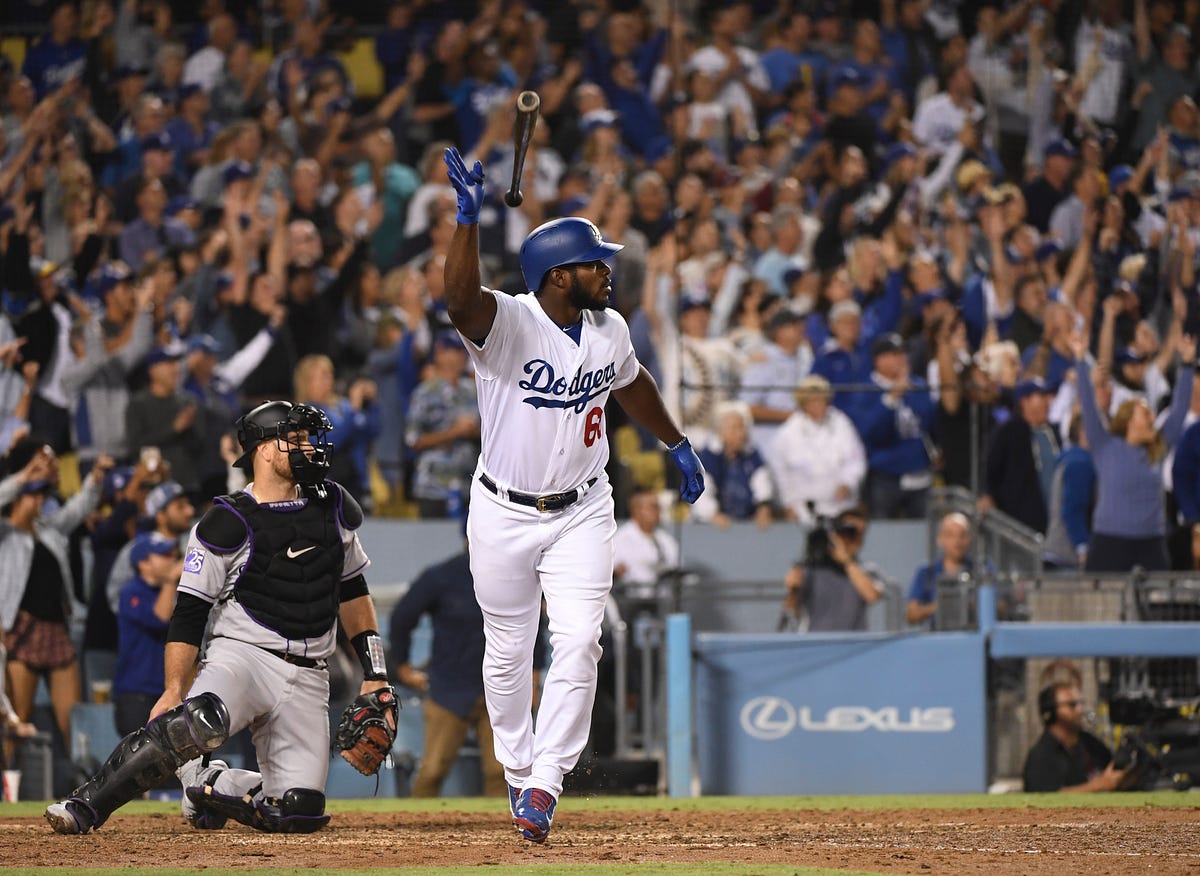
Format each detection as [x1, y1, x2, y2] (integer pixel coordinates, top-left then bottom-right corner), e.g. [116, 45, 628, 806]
[46, 402, 397, 835]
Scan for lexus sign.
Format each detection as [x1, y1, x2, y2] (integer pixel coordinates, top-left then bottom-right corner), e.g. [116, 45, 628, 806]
[740, 697, 955, 739]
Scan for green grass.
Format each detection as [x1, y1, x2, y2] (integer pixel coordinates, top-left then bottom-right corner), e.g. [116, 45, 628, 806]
[1, 790, 1197, 820]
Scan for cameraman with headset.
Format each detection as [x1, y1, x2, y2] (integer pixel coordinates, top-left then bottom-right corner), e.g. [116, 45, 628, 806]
[1023, 682, 1130, 792]
[781, 506, 883, 632]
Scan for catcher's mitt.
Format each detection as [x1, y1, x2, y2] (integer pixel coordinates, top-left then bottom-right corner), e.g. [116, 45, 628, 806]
[335, 687, 398, 775]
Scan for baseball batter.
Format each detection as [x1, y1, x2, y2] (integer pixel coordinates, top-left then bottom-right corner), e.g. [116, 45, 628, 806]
[45, 401, 396, 835]
[443, 146, 704, 843]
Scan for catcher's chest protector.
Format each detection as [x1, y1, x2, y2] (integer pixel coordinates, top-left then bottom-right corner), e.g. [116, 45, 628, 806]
[221, 493, 344, 640]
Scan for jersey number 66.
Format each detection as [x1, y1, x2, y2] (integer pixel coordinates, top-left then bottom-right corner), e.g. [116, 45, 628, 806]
[583, 407, 604, 447]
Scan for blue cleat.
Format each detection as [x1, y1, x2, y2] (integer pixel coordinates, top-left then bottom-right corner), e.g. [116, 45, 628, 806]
[512, 787, 556, 843]
[508, 784, 521, 818]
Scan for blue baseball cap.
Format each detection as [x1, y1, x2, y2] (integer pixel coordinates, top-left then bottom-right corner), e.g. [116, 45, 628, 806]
[871, 332, 905, 357]
[1044, 138, 1078, 160]
[1013, 377, 1050, 400]
[144, 342, 186, 369]
[94, 262, 132, 298]
[187, 333, 221, 355]
[884, 142, 918, 169]
[1108, 164, 1134, 191]
[222, 161, 255, 186]
[433, 329, 465, 351]
[177, 82, 204, 104]
[580, 109, 618, 137]
[679, 294, 712, 314]
[325, 95, 353, 117]
[832, 67, 862, 90]
[114, 63, 149, 81]
[141, 131, 172, 153]
[165, 195, 197, 217]
[914, 287, 947, 309]
[143, 480, 185, 519]
[643, 136, 674, 163]
[1035, 239, 1064, 262]
[130, 531, 179, 566]
[102, 465, 134, 501]
[1114, 346, 1148, 366]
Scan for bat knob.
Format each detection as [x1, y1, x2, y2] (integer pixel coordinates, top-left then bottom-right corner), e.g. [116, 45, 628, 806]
[504, 191, 523, 208]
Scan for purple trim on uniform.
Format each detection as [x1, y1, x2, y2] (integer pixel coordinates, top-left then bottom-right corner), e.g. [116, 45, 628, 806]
[216, 498, 254, 595]
[341, 559, 369, 581]
[197, 496, 249, 553]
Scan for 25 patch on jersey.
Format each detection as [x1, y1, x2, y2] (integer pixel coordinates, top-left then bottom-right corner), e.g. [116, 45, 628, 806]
[183, 547, 206, 575]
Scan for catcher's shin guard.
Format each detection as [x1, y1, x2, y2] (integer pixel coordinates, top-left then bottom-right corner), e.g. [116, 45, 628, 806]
[67, 693, 230, 830]
[185, 782, 262, 829]
[254, 789, 331, 833]
[186, 786, 330, 834]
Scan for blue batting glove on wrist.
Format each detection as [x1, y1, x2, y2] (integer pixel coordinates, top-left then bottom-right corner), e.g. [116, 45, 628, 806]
[668, 437, 705, 504]
[443, 146, 485, 225]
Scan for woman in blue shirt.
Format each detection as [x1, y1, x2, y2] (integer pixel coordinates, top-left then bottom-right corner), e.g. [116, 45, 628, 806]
[1071, 331, 1196, 572]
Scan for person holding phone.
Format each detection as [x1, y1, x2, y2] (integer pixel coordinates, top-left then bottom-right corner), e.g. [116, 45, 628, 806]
[125, 344, 206, 498]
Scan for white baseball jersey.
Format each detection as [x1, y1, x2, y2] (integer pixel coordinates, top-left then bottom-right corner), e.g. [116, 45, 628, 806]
[463, 289, 640, 493]
[176, 484, 371, 660]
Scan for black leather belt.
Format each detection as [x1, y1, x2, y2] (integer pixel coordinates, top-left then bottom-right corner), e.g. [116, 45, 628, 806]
[479, 473, 598, 512]
[258, 645, 323, 669]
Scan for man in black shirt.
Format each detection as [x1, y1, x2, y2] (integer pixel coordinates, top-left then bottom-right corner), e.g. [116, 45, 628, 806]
[1021, 138, 1076, 233]
[389, 541, 501, 799]
[1023, 682, 1127, 792]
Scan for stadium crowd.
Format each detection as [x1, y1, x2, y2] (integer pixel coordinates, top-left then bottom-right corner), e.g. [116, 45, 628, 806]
[3, 0, 1200, 763]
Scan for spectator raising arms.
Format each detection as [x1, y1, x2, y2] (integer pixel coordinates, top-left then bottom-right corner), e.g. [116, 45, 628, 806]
[1071, 330, 1196, 572]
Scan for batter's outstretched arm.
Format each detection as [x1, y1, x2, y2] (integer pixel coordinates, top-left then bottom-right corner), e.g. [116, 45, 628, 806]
[614, 366, 706, 504]
[443, 147, 498, 341]
[444, 223, 497, 341]
[612, 365, 685, 447]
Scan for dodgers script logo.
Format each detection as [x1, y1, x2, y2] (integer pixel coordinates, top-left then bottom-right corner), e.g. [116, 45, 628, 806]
[519, 358, 617, 413]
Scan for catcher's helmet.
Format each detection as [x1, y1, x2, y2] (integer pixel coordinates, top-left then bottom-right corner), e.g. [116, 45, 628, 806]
[518, 217, 623, 293]
[234, 400, 333, 485]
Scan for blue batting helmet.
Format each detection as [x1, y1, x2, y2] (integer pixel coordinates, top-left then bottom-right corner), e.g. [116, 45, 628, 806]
[518, 217, 624, 292]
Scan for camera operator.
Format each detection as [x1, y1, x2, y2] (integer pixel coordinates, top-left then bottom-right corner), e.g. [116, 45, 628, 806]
[781, 507, 883, 632]
[1023, 682, 1130, 792]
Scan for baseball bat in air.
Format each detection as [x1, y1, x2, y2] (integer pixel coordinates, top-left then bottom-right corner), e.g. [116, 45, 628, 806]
[504, 91, 541, 208]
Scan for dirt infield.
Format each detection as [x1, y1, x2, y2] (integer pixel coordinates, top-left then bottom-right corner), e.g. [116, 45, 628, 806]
[3, 804, 1198, 874]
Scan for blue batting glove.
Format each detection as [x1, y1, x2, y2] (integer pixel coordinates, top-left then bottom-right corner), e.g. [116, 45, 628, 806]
[443, 146, 485, 225]
[668, 437, 705, 504]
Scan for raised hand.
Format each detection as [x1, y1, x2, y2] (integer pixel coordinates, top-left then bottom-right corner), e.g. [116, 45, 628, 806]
[443, 147, 485, 225]
[1180, 334, 1197, 366]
